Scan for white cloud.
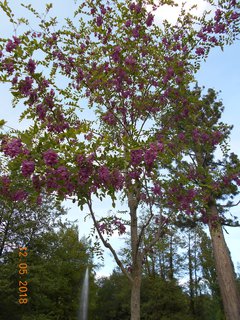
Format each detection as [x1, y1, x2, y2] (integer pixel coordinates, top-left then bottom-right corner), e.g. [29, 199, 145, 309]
[148, 0, 212, 25]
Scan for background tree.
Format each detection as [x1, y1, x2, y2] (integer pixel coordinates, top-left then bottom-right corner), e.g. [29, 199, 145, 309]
[159, 87, 240, 319]
[0, 221, 96, 320]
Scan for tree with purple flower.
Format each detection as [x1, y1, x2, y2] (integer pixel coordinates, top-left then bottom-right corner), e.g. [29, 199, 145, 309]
[0, 1, 240, 319]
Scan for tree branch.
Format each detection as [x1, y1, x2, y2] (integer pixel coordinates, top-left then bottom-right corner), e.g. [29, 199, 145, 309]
[86, 198, 133, 283]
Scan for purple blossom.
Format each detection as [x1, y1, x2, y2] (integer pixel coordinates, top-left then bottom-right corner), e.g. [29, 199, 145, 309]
[100, 5, 106, 14]
[96, 15, 103, 27]
[44, 89, 55, 109]
[6, 38, 19, 52]
[130, 149, 143, 166]
[12, 190, 28, 201]
[125, 19, 132, 27]
[134, 3, 141, 13]
[195, 47, 205, 56]
[19, 77, 34, 96]
[125, 55, 136, 66]
[101, 111, 117, 125]
[12, 76, 18, 85]
[151, 184, 161, 196]
[214, 23, 225, 33]
[111, 169, 124, 190]
[132, 27, 140, 38]
[0, 176, 11, 195]
[1, 175, 10, 186]
[162, 37, 169, 47]
[98, 165, 111, 183]
[201, 132, 209, 142]
[197, 31, 207, 41]
[129, 3, 135, 11]
[3, 138, 23, 157]
[78, 166, 92, 185]
[146, 13, 154, 27]
[13, 36, 21, 45]
[55, 166, 70, 180]
[167, 67, 174, 78]
[21, 160, 35, 177]
[210, 36, 218, 44]
[112, 46, 121, 63]
[192, 128, 200, 141]
[36, 104, 47, 120]
[43, 149, 58, 166]
[178, 132, 185, 140]
[128, 170, 141, 180]
[231, 12, 239, 20]
[214, 9, 222, 22]
[144, 147, 157, 168]
[26, 58, 36, 74]
[47, 119, 69, 133]
[4, 61, 14, 74]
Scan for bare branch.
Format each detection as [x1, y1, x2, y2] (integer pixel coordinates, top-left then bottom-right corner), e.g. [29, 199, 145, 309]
[220, 200, 240, 208]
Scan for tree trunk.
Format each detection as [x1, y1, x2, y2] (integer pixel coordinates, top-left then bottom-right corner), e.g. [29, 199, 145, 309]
[188, 231, 195, 315]
[208, 203, 240, 320]
[128, 191, 141, 320]
[169, 233, 174, 280]
[131, 258, 142, 320]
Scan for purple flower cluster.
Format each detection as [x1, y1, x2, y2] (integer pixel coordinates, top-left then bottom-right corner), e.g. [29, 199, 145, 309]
[26, 58, 36, 74]
[43, 149, 58, 166]
[111, 169, 124, 190]
[6, 36, 20, 52]
[19, 77, 34, 96]
[151, 184, 161, 196]
[112, 46, 121, 63]
[113, 219, 126, 235]
[44, 166, 74, 196]
[96, 15, 103, 27]
[129, 2, 141, 13]
[36, 104, 47, 120]
[130, 149, 143, 166]
[98, 165, 110, 183]
[125, 55, 136, 66]
[3, 138, 23, 157]
[12, 190, 28, 201]
[21, 160, 35, 177]
[146, 13, 154, 27]
[101, 111, 117, 125]
[195, 47, 205, 56]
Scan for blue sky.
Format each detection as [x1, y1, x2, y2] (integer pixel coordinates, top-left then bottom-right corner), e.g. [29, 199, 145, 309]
[0, 1, 239, 276]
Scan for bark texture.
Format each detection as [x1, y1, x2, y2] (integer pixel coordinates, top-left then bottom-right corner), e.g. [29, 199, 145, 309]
[208, 203, 240, 320]
[130, 258, 142, 320]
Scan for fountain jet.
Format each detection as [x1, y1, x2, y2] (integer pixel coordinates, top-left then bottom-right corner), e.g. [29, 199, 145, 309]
[79, 267, 89, 320]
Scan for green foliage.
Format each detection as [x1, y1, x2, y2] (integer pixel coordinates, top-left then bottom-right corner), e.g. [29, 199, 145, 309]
[95, 270, 131, 320]
[0, 223, 96, 320]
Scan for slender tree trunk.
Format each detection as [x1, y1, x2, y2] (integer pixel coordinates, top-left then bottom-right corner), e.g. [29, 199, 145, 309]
[208, 203, 240, 320]
[188, 231, 195, 315]
[131, 256, 142, 320]
[128, 191, 141, 320]
[169, 233, 174, 280]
